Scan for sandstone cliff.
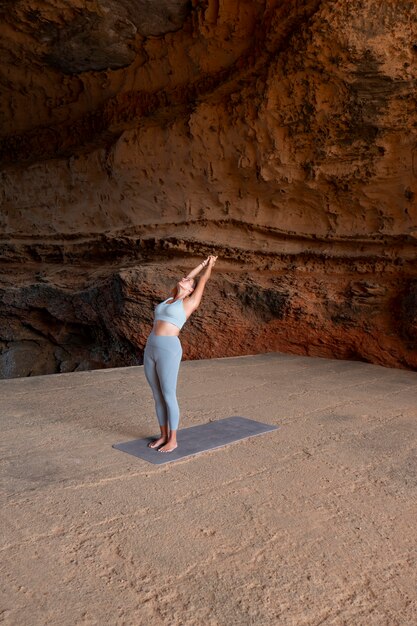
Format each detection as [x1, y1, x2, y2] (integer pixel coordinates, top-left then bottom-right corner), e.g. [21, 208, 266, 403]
[1, 0, 417, 377]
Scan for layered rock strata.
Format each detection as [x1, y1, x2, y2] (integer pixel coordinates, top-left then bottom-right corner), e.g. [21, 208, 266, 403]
[1, 0, 417, 377]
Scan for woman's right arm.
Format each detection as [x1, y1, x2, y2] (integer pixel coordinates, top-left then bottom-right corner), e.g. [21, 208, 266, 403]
[185, 258, 209, 280]
[187, 255, 217, 312]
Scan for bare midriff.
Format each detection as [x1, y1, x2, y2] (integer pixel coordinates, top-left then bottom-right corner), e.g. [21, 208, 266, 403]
[153, 320, 181, 336]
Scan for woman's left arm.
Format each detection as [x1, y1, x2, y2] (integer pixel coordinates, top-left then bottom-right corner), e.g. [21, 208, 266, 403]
[185, 258, 209, 280]
[186, 255, 217, 313]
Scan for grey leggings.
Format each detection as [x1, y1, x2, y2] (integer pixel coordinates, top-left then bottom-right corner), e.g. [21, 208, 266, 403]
[144, 333, 183, 431]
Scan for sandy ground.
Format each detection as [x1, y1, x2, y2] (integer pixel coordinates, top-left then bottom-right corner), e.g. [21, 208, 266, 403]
[1, 353, 417, 626]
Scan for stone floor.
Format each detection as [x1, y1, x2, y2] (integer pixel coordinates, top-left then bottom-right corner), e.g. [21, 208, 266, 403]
[1, 353, 417, 625]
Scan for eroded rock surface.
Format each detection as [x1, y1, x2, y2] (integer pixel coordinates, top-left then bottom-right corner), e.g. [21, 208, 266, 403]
[0, 0, 417, 377]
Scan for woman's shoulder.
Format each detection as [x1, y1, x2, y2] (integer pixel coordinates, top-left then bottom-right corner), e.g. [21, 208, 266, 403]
[182, 295, 198, 313]
[156, 296, 171, 306]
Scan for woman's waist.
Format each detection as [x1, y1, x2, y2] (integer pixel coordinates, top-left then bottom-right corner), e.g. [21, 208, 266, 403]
[147, 330, 182, 345]
[152, 319, 183, 334]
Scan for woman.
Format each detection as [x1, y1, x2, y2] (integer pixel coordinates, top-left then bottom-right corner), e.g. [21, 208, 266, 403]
[144, 255, 218, 453]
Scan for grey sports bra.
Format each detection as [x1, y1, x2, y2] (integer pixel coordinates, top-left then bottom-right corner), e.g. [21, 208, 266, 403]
[154, 297, 187, 330]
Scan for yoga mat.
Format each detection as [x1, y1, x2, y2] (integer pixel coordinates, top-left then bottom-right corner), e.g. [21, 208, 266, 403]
[113, 416, 279, 465]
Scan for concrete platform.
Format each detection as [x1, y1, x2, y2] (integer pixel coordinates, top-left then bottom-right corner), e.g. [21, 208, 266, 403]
[1, 353, 417, 625]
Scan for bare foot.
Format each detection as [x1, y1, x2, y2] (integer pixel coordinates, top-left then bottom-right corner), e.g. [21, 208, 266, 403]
[158, 441, 178, 453]
[147, 437, 167, 449]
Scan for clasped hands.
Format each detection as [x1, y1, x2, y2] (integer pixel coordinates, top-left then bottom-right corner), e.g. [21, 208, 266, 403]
[202, 255, 218, 269]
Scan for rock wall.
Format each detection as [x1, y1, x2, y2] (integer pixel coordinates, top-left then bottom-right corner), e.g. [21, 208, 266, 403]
[1, 0, 417, 377]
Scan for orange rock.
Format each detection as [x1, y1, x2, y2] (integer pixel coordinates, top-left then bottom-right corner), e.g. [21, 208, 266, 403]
[0, 0, 416, 376]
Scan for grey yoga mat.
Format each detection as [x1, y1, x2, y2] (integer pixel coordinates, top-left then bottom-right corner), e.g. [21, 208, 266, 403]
[113, 416, 279, 465]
